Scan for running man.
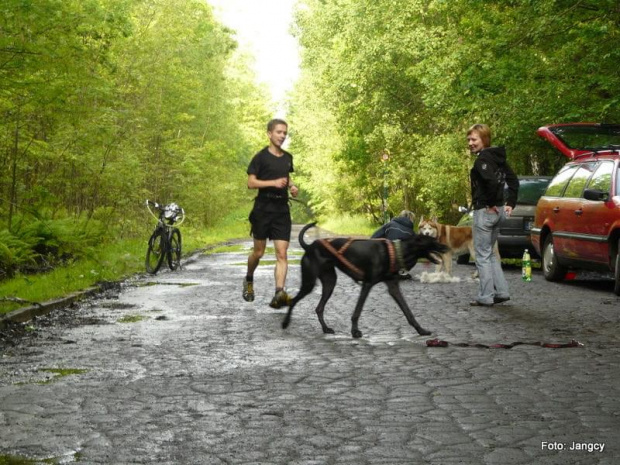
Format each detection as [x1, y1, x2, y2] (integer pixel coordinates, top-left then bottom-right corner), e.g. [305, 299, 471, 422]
[243, 119, 299, 308]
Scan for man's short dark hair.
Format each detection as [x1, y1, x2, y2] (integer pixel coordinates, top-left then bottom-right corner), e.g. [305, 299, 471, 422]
[267, 118, 288, 132]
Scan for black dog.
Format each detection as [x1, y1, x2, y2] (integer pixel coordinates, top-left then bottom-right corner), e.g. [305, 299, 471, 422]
[282, 223, 449, 338]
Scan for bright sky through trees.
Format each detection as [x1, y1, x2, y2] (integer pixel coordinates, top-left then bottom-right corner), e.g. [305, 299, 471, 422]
[208, 0, 301, 117]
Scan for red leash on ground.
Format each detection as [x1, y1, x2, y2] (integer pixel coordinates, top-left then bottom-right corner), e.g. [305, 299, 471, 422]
[426, 338, 584, 349]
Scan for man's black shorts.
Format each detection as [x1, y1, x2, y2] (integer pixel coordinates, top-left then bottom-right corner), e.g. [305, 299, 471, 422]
[249, 208, 292, 241]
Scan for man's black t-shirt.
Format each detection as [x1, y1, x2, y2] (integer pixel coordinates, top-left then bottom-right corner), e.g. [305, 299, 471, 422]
[247, 147, 294, 213]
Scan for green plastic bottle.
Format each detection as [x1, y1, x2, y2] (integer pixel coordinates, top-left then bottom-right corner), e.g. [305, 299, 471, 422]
[522, 249, 532, 282]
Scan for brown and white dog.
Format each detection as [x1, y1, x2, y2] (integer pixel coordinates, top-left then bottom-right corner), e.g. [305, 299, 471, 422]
[418, 217, 500, 275]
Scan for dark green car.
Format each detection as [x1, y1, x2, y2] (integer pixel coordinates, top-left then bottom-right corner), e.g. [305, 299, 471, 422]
[457, 176, 552, 263]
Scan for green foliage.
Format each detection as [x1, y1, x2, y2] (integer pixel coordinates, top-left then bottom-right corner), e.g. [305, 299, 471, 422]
[0, 0, 271, 245]
[289, 0, 620, 222]
[0, 229, 37, 279]
[0, 0, 274, 291]
[0, 211, 106, 279]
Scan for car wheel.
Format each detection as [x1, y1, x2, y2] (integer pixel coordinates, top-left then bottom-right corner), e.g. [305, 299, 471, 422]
[542, 234, 567, 281]
[614, 239, 620, 296]
[456, 253, 470, 265]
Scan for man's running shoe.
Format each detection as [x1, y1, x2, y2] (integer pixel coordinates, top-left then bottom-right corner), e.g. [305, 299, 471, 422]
[242, 279, 254, 302]
[269, 290, 291, 309]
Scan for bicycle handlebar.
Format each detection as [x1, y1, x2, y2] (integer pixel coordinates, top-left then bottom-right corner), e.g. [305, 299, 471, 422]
[146, 199, 185, 225]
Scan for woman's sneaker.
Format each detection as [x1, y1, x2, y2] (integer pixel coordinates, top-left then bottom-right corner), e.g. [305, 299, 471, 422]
[269, 290, 291, 309]
[242, 279, 254, 302]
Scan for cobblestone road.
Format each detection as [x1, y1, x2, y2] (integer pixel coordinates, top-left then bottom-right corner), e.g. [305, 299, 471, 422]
[1, 226, 619, 464]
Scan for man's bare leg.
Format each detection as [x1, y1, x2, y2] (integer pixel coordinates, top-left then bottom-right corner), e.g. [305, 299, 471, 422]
[268, 239, 291, 308]
[243, 239, 266, 302]
[247, 239, 267, 278]
[273, 239, 289, 290]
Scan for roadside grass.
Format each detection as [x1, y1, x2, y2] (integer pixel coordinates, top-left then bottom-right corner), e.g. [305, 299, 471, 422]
[117, 314, 147, 323]
[318, 213, 377, 236]
[0, 211, 249, 316]
[0, 451, 83, 464]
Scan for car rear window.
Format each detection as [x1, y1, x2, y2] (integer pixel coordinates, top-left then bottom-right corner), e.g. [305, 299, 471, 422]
[550, 125, 620, 151]
[545, 165, 578, 197]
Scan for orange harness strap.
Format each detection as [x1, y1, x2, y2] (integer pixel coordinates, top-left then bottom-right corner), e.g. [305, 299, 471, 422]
[318, 238, 398, 279]
[319, 239, 364, 280]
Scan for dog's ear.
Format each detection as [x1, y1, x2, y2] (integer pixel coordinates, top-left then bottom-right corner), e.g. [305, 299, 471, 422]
[418, 215, 424, 225]
[431, 216, 438, 223]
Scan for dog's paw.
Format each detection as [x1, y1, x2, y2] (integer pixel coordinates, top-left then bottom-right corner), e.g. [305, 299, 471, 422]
[322, 327, 335, 334]
[351, 329, 363, 338]
[417, 328, 432, 336]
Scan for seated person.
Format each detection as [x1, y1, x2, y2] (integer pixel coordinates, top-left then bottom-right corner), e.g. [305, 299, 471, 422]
[371, 210, 416, 240]
[371, 210, 416, 279]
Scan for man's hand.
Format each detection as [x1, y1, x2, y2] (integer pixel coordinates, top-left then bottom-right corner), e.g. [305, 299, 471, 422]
[272, 177, 288, 188]
[290, 185, 299, 197]
[504, 205, 513, 217]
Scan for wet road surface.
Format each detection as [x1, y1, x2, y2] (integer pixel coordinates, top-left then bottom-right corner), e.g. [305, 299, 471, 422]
[1, 225, 619, 464]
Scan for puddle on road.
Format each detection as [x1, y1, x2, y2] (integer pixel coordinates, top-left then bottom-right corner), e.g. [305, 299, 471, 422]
[231, 259, 301, 266]
[0, 449, 83, 464]
[203, 244, 248, 254]
[204, 244, 304, 256]
[99, 302, 137, 310]
[134, 281, 200, 288]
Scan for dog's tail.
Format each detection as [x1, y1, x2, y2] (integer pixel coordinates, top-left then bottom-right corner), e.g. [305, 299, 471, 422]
[298, 222, 317, 251]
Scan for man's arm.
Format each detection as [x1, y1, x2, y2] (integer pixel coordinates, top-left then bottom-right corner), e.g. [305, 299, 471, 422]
[289, 178, 299, 197]
[247, 174, 288, 189]
[503, 164, 519, 208]
[502, 163, 519, 216]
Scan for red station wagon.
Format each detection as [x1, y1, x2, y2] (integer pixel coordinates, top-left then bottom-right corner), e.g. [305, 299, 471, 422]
[531, 123, 620, 295]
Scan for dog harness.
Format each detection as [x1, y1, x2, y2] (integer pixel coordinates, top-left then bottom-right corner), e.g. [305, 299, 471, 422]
[318, 238, 404, 281]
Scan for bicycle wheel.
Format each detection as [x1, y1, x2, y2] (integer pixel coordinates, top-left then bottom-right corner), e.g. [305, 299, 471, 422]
[146, 229, 166, 274]
[168, 228, 182, 271]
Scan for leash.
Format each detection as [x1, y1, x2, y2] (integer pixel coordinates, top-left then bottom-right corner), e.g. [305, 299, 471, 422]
[426, 338, 584, 349]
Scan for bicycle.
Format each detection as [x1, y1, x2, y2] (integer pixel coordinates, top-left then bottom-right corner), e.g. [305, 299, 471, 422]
[145, 200, 185, 274]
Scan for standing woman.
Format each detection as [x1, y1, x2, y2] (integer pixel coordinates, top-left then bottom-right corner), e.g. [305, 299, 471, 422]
[467, 124, 519, 306]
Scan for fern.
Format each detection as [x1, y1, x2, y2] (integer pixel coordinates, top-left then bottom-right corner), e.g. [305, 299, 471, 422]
[0, 212, 105, 280]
